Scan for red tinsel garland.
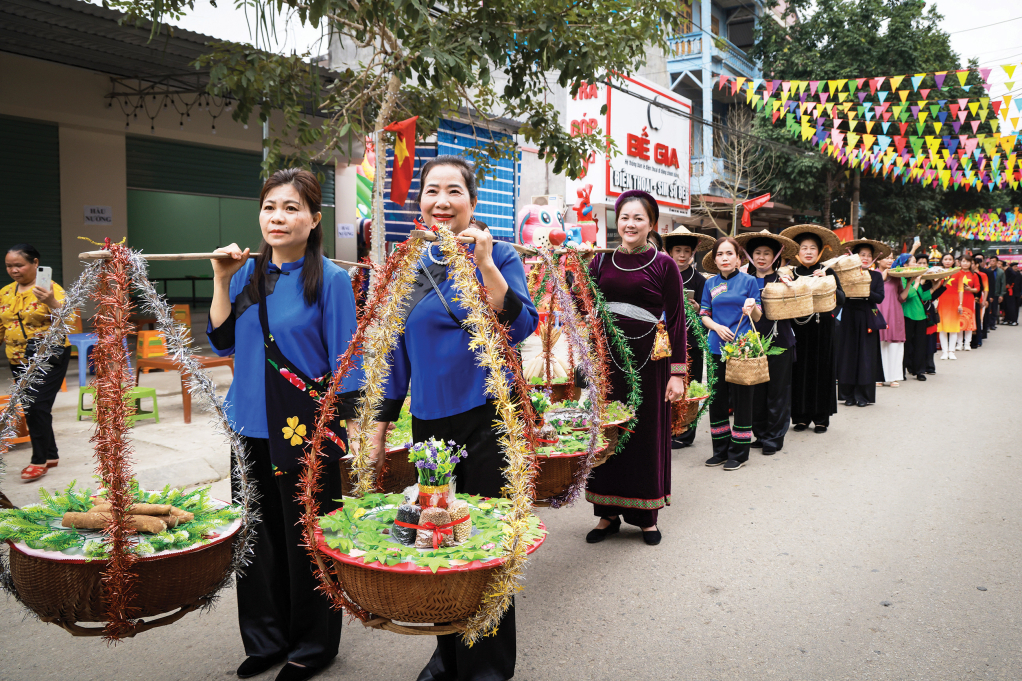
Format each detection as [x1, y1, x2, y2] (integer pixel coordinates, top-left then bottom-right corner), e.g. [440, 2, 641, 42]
[89, 241, 139, 641]
[564, 250, 611, 407]
[299, 241, 414, 617]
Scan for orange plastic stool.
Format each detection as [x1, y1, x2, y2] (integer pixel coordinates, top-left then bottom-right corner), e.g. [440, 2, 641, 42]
[136, 330, 167, 360]
[0, 395, 31, 446]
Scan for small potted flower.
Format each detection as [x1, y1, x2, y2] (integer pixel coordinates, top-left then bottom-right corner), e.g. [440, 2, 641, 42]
[407, 438, 468, 508]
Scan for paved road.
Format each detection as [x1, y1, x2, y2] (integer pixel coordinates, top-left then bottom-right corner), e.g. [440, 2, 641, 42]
[2, 327, 1020, 680]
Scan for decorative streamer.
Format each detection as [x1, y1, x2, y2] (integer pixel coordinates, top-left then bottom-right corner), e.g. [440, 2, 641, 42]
[933, 207, 1022, 242]
[538, 248, 606, 507]
[351, 239, 426, 497]
[0, 261, 101, 602]
[126, 251, 259, 604]
[432, 226, 535, 645]
[682, 294, 716, 427]
[89, 243, 139, 641]
[299, 240, 423, 620]
[573, 255, 642, 452]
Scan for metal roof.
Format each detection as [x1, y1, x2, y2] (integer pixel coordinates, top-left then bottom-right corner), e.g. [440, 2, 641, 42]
[0, 0, 219, 86]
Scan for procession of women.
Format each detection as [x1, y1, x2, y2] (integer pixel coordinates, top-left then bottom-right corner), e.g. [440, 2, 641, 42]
[3, 160, 1020, 681]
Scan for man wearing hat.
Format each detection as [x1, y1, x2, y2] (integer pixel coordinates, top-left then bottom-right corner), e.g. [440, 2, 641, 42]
[663, 226, 714, 449]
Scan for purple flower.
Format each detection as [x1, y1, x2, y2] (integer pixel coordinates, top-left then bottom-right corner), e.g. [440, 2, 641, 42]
[403, 441, 413, 450]
[448, 440, 457, 447]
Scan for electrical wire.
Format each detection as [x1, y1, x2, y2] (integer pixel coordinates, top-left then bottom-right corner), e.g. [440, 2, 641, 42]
[949, 15, 1022, 35]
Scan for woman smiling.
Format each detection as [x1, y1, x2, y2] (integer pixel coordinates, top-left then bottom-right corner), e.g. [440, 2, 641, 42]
[583, 190, 687, 547]
[372, 156, 539, 681]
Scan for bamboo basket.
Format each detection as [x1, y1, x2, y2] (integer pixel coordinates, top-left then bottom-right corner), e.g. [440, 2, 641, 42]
[531, 450, 588, 505]
[761, 279, 814, 320]
[7, 514, 240, 637]
[340, 446, 417, 496]
[672, 395, 709, 435]
[315, 523, 545, 627]
[725, 355, 769, 385]
[831, 255, 871, 298]
[811, 275, 838, 313]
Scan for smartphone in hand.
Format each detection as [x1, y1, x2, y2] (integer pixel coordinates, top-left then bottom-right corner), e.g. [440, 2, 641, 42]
[35, 265, 52, 292]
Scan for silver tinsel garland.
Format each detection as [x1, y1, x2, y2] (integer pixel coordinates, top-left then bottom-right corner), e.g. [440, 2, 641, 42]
[126, 250, 258, 605]
[0, 251, 257, 613]
[538, 249, 604, 507]
[0, 261, 101, 598]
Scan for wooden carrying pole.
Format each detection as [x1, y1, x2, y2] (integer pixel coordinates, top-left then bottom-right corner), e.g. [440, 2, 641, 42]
[79, 251, 370, 270]
[408, 230, 614, 255]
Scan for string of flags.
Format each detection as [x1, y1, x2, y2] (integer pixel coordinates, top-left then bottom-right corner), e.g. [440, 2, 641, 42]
[934, 208, 1022, 242]
[717, 64, 1022, 191]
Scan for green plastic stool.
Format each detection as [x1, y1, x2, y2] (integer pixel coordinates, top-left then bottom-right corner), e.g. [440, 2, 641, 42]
[77, 386, 160, 425]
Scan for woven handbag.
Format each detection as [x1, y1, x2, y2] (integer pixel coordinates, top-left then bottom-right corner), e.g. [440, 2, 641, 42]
[724, 310, 771, 386]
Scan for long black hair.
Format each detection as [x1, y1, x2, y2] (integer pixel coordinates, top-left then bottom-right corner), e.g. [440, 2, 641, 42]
[250, 169, 324, 306]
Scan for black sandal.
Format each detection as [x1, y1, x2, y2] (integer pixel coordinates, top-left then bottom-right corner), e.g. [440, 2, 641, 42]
[586, 516, 621, 543]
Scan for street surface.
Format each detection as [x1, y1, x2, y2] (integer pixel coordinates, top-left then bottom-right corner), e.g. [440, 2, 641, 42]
[1, 326, 1020, 680]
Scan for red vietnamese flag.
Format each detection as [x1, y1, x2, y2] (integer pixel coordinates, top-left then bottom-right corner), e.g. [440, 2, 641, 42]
[384, 116, 418, 206]
[740, 193, 771, 228]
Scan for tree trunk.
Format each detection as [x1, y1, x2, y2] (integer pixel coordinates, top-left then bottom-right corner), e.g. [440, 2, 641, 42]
[850, 169, 860, 239]
[370, 73, 404, 273]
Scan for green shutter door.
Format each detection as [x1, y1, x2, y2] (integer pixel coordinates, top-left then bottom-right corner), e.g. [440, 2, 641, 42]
[0, 117, 61, 286]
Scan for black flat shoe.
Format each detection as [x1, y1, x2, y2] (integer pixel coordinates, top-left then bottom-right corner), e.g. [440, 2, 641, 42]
[856, 400, 869, 407]
[843, 399, 856, 406]
[814, 425, 828, 434]
[792, 423, 808, 432]
[762, 449, 776, 456]
[750, 441, 764, 449]
[275, 663, 322, 681]
[642, 528, 662, 546]
[916, 374, 927, 381]
[586, 517, 621, 544]
[238, 654, 286, 679]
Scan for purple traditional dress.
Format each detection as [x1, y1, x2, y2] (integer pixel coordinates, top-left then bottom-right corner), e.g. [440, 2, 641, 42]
[585, 246, 687, 528]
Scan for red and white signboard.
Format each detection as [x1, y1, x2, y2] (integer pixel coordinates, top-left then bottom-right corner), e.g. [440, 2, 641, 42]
[566, 74, 692, 238]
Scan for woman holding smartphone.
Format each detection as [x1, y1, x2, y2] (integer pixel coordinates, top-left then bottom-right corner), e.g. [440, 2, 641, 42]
[1, 244, 71, 481]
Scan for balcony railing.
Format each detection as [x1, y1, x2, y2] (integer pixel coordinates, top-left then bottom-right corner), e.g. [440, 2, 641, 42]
[666, 31, 759, 79]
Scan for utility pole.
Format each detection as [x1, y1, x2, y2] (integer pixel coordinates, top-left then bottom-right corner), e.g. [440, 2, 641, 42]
[850, 169, 860, 239]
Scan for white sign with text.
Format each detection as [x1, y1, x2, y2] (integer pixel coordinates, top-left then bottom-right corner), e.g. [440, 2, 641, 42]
[84, 205, 113, 225]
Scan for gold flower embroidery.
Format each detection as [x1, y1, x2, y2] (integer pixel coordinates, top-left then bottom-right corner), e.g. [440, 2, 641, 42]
[282, 416, 307, 446]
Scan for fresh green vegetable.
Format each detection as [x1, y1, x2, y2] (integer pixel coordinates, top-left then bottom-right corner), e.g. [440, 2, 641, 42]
[685, 381, 708, 399]
[319, 493, 546, 573]
[0, 481, 241, 559]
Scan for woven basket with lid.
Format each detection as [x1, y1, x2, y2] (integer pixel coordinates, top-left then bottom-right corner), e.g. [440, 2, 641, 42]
[761, 279, 813, 320]
[810, 275, 838, 313]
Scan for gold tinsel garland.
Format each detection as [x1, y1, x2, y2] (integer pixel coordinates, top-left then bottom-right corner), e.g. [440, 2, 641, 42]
[351, 238, 426, 496]
[433, 227, 534, 645]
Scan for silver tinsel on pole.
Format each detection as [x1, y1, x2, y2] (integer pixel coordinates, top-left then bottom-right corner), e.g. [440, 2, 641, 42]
[126, 250, 258, 603]
[0, 260, 101, 598]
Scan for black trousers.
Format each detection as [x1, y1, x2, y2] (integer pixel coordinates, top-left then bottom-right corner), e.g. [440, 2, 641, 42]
[708, 355, 753, 462]
[673, 345, 703, 447]
[986, 299, 999, 329]
[233, 436, 343, 668]
[1004, 294, 1019, 324]
[592, 503, 656, 528]
[10, 347, 71, 466]
[413, 401, 516, 681]
[903, 319, 929, 376]
[752, 347, 792, 452]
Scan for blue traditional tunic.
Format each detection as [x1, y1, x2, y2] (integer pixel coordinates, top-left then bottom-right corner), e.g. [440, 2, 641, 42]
[699, 270, 763, 353]
[380, 241, 539, 421]
[206, 256, 362, 438]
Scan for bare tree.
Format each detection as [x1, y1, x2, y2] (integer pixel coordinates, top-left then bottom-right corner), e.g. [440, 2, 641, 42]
[695, 106, 778, 235]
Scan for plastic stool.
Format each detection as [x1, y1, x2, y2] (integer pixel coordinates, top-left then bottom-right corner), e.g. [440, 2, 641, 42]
[136, 331, 167, 359]
[77, 386, 159, 425]
[69, 333, 133, 387]
[0, 395, 31, 446]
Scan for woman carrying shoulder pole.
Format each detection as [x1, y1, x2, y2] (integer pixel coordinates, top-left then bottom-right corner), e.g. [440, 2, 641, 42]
[369, 156, 539, 681]
[207, 169, 361, 681]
